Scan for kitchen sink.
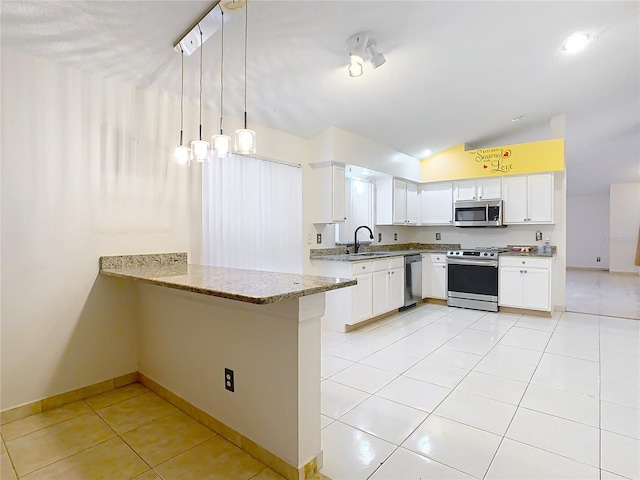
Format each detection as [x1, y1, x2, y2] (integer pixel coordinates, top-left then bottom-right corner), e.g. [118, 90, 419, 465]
[352, 252, 392, 256]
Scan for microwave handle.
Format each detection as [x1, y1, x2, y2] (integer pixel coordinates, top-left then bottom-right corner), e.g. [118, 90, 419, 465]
[486, 204, 489, 221]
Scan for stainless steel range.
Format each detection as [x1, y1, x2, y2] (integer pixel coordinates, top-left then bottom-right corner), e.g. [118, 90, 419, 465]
[446, 248, 507, 312]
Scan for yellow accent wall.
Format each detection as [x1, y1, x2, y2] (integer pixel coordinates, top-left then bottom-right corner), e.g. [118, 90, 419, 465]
[420, 139, 564, 182]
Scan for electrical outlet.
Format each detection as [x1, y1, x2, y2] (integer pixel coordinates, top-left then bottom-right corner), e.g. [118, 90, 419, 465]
[597, 257, 601, 262]
[394, 233, 398, 241]
[225, 368, 234, 392]
[378, 232, 382, 242]
[436, 232, 441, 240]
[316, 233, 322, 244]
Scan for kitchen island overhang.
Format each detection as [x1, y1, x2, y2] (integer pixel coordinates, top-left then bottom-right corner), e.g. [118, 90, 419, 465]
[100, 253, 355, 480]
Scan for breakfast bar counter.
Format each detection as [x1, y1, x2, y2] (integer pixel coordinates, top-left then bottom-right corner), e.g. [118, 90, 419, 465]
[99, 252, 354, 480]
[100, 253, 355, 304]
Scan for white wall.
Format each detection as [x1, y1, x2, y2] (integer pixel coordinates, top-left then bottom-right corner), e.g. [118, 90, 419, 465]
[0, 48, 195, 409]
[137, 285, 322, 468]
[0, 48, 311, 411]
[610, 183, 640, 274]
[566, 194, 610, 269]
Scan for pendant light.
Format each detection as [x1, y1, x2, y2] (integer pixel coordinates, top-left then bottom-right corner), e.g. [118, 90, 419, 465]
[173, 47, 191, 166]
[234, 0, 256, 154]
[212, 6, 231, 158]
[191, 25, 210, 162]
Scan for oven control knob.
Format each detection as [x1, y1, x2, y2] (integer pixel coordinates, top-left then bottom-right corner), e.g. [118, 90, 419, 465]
[456, 251, 461, 255]
[490, 253, 495, 257]
[483, 252, 488, 256]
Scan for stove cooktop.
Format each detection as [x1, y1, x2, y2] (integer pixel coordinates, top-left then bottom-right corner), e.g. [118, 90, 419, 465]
[446, 247, 508, 259]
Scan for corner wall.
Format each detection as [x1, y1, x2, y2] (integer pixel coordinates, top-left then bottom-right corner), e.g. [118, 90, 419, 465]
[610, 183, 640, 274]
[566, 194, 610, 269]
[0, 48, 195, 409]
[0, 48, 310, 411]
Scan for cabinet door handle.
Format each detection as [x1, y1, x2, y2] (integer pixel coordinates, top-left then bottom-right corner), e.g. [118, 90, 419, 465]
[524, 270, 528, 273]
[520, 270, 523, 273]
[362, 266, 365, 269]
[522, 261, 525, 264]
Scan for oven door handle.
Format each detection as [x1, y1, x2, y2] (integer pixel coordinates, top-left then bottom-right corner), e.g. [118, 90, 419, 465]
[447, 258, 498, 267]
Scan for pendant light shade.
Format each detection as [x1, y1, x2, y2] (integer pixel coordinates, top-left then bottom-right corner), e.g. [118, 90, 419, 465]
[212, 133, 231, 157]
[234, 0, 256, 154]
[191, 25, 210, 162]
[234, 127, 256, 154]
[211, 7, 233, 159]
[173, 47, 191, 166]
[191, 139, 210, 162]
[174, 145, 191, 165]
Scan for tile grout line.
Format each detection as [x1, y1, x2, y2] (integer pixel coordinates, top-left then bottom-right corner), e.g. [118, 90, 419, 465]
[480, 312, 560, 479]
[331, 308, 525, 479]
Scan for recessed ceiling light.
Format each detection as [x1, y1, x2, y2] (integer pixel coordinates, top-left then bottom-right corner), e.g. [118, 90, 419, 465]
[563, 32, 592, 54]
[512, 116, 523, 122]
[361, 169, 371, 176]
[422, 149, 433, 157]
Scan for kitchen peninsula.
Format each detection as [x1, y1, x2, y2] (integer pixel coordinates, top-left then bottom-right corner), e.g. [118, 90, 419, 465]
[99, 253, 355, 480]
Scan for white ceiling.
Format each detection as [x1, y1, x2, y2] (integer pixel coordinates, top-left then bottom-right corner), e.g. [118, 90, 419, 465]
[2, 1, 639, 195]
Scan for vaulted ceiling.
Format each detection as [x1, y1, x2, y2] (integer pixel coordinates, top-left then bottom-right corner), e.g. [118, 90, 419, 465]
[2, 1, 639, 195]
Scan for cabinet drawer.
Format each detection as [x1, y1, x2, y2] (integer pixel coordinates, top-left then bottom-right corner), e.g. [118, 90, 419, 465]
[431, 254, 446, 263]
[373, 259, 390, 272]
[389, 256, 404, 269]
[500, 257, 551, 269]
[351, 261, 373, 275]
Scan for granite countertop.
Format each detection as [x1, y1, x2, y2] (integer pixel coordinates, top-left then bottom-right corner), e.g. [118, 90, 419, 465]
[313, 249, 447, 262]
[99, 253, 356, 305]
[501, 250, 555, 258]
[310, 243, 458, 262]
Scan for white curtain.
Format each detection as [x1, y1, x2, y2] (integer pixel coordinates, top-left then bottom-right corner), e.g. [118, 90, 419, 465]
[202, 154, 302, 274]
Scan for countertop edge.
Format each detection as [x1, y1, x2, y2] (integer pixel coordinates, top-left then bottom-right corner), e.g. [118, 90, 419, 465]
[100, 266, 357, 305]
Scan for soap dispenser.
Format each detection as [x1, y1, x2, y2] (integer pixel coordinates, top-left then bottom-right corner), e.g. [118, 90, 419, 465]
[544, 238, 551, 254]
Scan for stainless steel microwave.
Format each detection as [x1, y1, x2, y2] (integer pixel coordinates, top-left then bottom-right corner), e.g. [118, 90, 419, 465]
[453, 200, 505, 227]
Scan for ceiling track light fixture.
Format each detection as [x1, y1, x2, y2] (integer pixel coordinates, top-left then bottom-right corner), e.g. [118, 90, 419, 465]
[191, 25, 211, 162]
[173, 46, 191, 166]
[212, 6, 232, 158]
[234, 0, 256, 154]
[345, 32, 386, 77]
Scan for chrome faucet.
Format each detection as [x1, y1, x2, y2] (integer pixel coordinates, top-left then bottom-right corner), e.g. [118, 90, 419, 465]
[354, 225, 374, 254]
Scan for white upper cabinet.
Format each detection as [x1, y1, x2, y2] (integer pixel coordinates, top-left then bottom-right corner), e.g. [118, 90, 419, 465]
[405, 182, 419, 224]
[376, 177, 419, 225]
[503, 173, 554, 224]
[420, 182, 453, 225]
[453, 178, 501, 201]
[393, 179, 407, 224]
[309, 164, 346, 223]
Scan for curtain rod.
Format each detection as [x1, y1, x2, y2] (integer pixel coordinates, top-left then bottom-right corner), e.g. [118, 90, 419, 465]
[233, 153, 301, 169]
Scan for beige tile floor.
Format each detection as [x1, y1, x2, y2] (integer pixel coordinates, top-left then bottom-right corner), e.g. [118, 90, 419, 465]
[566, 269, 640, 319]
[0, 383, 287, 480]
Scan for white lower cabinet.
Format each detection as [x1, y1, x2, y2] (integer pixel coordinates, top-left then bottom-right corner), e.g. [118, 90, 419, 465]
[372, 258, 405, 315]
[352, 270, 373, 323]
[423, 254, 447, 300]
[389, 263, 405, 309]
[499, 257, 551, 311]
[310, 256, 404, 331]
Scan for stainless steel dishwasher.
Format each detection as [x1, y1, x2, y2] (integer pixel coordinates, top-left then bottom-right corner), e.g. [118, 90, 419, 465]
[403, 255, 422, 309]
